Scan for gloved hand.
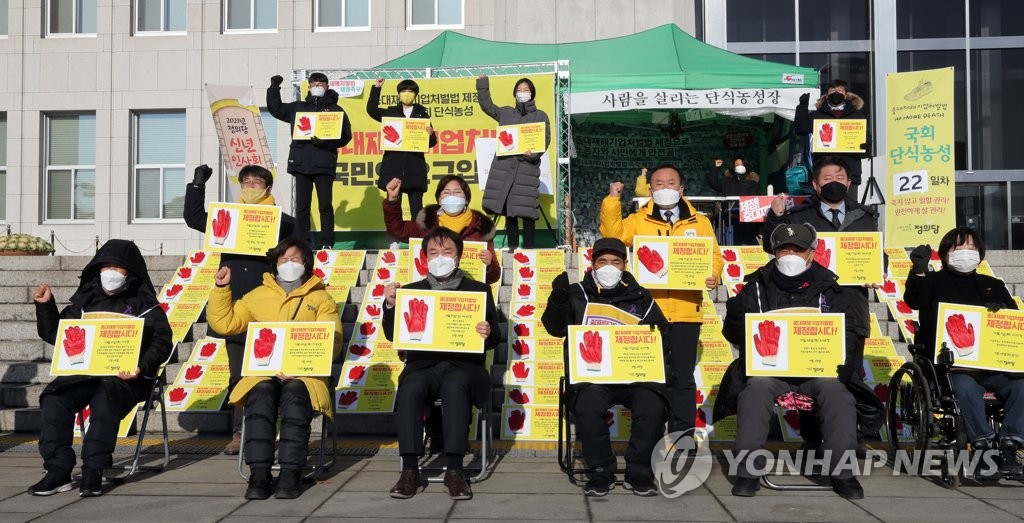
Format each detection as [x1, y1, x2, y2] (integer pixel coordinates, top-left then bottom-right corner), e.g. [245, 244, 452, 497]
[984, 302, 1005, 313]
[310, 136, 327, 148]
[836, 364, 857, 382]
[192, 164, 213, 186]
[270, 75, 284, 88]
[909, 244, 932, 274]
[549, 272, 570, 301]
[799, 93, 810, 106]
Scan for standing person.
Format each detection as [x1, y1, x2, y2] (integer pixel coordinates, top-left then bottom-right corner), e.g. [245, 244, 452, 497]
[183, 163, 296, 455]
[903, 228, 1022, 479]
[705, 156, 761, 245]
[381, 228, 501, 501]
[477, 75, 551, 250]
[367, 78, 438, 220]
[541, 238, 671, 497]
[267, 71, 352, 249]
[206, 237, 343, 500]
[599, 164, 724, 436]
[30, 240, 172, 497]
[795, 79, 870, 199]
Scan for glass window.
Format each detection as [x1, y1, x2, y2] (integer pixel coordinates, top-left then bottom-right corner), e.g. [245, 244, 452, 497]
[897, 51, 968, 171]
[134, 112, 186, 220]
[408, 0, 462, 28]
[0, 0, 8, 36]
[316, 0, 369, 30]
[260, 110, 278, 167]
[743, 53, 797, 66]
[46, 113, 96, 221]
[971, 0, 1024, 37]
[897, 0, 964, 39]
[48, 0, 97, 35]
[800, 52, 872, 107]
[1012, 182, 1024, 249]
[136, 0, 186, 33]
[970, 49, 1024, 170]
[799, 0, 869, 41]
[956, 183, 1008, 250]
[726, 0, 794, 42]
[225, 0, 276, 31]
[0, 114, 6, 220]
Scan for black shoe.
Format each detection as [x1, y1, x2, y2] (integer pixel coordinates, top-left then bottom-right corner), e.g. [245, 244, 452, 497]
[274, 468, 302, 499]
[79, 466, 104, 497]
[731, 476, 760, 497]
[389, 470, 423, 499]
[583, 467, 614, 497]
[831, 477, 864, 500]
[443, 469, 473, 500]
[623, 475, 658, 497]
[28, 469, 73, 496]
[245, 466, 273, 500]
[999, 438, 1023, 479]
[972, 439, 1001, 481]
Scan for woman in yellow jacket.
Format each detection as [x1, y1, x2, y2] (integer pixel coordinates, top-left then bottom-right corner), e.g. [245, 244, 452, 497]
[207, 237, 343, 501]
[599, 164, 724, 435]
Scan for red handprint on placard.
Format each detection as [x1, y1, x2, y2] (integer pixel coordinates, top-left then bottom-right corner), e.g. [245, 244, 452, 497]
[931, 249, 940, 261]
[371, 284, 385, 298]
[579, 330, 604, 372]
[359, 322, 377, 337]
[348, 365, 366, 383]
[77, 406, 91, 431]
[696, 390, 706, 404]
[297, 115, 312, 134]
[184, 365, 204, 382]
[508, 409, 526, 432]
[168, 387, 187, 405]
[695, 409, 707, 428]
[518, 266, 534, 279]
[636, 245, 668, 278]
[881, 280, 897, 294]
[498, 130, 514, 149]
[874, 383, 890, 402]
[365, 304, 381, 318]
[726, 264, 742, 279]
[509, 389, 530, 405]
[177, 267, 192, 280]
[896, 300, 912, 315]
[159, 302, 171, 313]
[813, 239, 832, 268]
[517, 284, 531, 298]
[199, 342, 217, 358]
[63, 326, 87, 365]
[511, 361, 530, 380]
[316, 250, 330, 264]
[732, 283, 744, 295]
[722, 249, 738, 262]
[338, 390, 358, 408]
[381, 251, 397, 264]
[945, 313, 976, 356]
[784, 410, 801, 432]
[383, 125, 401, 144]
[605, 410, 615, 427]
[165, 284, 183, 298]
[583, 249, 593, 262]
[513, 252, 530, 265]
[313, 267, 327, 281]
[376, 267, 391, 281]
[819, 122, 834, 145]
[512, 339, 530, 357]
[513, 323, 530, 337]
[253, 328, 277, 365]
[754, 320, 780, 366]
[189, 251, 206, 265]
[516, 304, 535, 318]
[403, 298, 429, 341]
[904, 319, 917, 336]
[211, 208, 231, 245]
[414, 249, 428, 277]
[349, 344, 371, 357]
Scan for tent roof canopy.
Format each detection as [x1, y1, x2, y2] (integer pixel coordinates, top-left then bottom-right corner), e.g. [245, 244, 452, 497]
[377, 24, 818, 94]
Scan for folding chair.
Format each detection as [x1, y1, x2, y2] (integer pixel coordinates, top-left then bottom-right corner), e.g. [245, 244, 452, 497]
[557, 377, 626, 486]
[759, 392, 831, 492]
[420, 398, 494, 484]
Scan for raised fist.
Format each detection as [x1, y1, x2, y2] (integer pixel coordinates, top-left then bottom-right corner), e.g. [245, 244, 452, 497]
[215, 266, 231, 286]
[33, 283, 53, 304]
[799, 93, 810, 106]
[374, 77, 385, 89]
[192, 164, 213, 186]
[270, 75, 284, 88]
[608, 181, 624, 197]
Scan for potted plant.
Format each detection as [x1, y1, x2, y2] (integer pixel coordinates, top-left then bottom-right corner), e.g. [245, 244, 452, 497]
[0, 233, 55, 256]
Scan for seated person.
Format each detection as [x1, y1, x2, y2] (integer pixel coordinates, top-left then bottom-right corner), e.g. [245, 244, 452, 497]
[207, 237, 343, 500]
[383, 175, 501, 284]
[904, 227, 1022, 479]
[31, 240, 172, 497]
[382, 228, 501, 501]
[717, 223, 869, 499]
[541, 237, 670, 497]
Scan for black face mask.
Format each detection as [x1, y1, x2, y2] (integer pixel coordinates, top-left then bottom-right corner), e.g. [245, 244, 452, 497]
[819, 181, 848, 203]
[827, 92, 846, 106]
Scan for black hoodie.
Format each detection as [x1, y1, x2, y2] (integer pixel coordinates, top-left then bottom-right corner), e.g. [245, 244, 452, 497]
[267, 86, 353, 176]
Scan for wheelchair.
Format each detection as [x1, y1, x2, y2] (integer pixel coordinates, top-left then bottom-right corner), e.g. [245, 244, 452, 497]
[885, 341, 1005, 488]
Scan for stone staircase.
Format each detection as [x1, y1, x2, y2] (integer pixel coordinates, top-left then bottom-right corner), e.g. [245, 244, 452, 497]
[1, 250, 1021, 437]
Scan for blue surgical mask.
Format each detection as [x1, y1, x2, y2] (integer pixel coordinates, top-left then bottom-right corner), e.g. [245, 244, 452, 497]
[439, 196, 467, 215]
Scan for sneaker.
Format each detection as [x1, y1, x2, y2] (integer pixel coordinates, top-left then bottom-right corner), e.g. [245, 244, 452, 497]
[830, 477, 864, 500]
[623, 475, 659, 497]
[224, 432, 242, 455]
[731, 476, 760, 497]
[583, 467, 614, 497]
[389, 470, 423, 499]
[79, 466, 104, 497]
[274, 468, 302, 499]
[443, 469, 473, 500]
[244, 466, 272, 500]
[999, 439, 1023, 479]
[28, 469, 73, 496]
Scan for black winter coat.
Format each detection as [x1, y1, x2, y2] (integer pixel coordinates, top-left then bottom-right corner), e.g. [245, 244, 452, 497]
[36, 240, 173, 416]
[795, 92, 870, 184]
[267, 87, 352, 176]
[365, 85, 439, 193]
[762, 194, 878, 253]
[704, 164, 760, 197]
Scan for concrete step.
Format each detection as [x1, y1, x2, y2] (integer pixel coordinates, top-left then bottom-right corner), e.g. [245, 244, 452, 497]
[0, 362, 55, 385]
[0, 303, 40, 321]
[0, 321, 44, 341]
[0, 340, 52, 362]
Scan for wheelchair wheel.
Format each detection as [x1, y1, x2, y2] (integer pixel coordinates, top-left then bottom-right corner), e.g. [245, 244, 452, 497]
[887, 362, 933, 473]
[937, 415, 967, 489]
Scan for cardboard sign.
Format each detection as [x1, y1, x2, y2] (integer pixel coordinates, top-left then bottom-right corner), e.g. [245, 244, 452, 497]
[380, 117, 431, 152]
[632, 236, 714, 290]
[292, 111, 344, 140]
[744, 313, 846, 378]
[51, 319, 144, 376]
[813, 232, 884, 286]
[566, 325, 666, 385]
[393, 289, 487, 353]
[241, 322, 335, 377]
[812, 118, 867, 153]
[202, 202, 281, 256]
[495, 122, 546, 156]
[935, 303, 1024, 373]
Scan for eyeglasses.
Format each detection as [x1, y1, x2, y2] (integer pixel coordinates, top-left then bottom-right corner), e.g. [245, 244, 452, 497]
[240, 178, 267, 188]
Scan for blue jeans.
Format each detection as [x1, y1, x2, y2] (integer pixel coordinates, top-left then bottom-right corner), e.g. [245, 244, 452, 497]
[949, 372, 1024, 444]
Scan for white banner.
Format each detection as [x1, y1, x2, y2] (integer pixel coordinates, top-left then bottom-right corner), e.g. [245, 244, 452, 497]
[568, 88, 818, 120]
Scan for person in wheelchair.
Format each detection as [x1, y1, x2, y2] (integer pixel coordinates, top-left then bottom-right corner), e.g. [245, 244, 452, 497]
[382, 228, 501, 501]
[541, 238, 671, 497]
[30, 239, 173, 497]
[904, 227, 1022, 479]
[718, 223, 877, 499]
[207, 237, 344, 500]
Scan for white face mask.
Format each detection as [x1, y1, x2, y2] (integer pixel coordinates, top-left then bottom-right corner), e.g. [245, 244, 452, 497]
[100, 270, 127, 293]
[776, 254, 811, 277]
[309, 86, 326, 98]
[427, 255, 457, 278]
[593, 265, 623, 289]
[515, 91, 532, 103]
[733, 165, 747, 175]
[651, 188, 681, 207]
[946, 249, 980, 273]
[439, 196, 466, 215]
[277, 261, 306, 283]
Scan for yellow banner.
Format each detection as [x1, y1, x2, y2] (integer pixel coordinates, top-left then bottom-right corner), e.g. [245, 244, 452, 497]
[241, 322, 335, 377]
[812, 119, 867, 153]
[885, 67, 956, 247]
[567, 325, 666, 385]
[203, 202, 282, 255]
[744, 313, 846, 378]
[51, 319, 144, 376]
[495, 122, 547, 156]
[393, 289, 486, 353]
[632, 236, 713, 290]
[814, 232, 884, 286]
[380, 117, 431, 152]
[935, 303, 1024, 373]
[292, 111, 344, 140]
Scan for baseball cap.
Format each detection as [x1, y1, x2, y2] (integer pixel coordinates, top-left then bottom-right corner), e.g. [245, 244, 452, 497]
[591, 238, 628, 260]
[769, 223, 817, 251]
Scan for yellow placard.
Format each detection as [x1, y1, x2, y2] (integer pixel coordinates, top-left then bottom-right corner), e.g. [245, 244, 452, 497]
[582, 303, 641, 326]
[504, 360, 564, 386]
[566, 325, 665, 385]
[292, 111, 344, 140]
[75, 402, 140, 438]
[188, 338, 229, 363]
[393, 289, 486, 353]
[812, 119, 867, 153]
[165, 385, 229, 412]
[380, 117, 431, 152]
[51, 319, 145, 376]
[500, 405, 560, 441]
[339, 362, 402, 389]
[632, 236, 713, 290]
[335, 387, 397, 413]
[241, 322, 335, 377]
[202, 202, 282, 256]
[935, 303, 1024, 373]
[164, 301, 205, 345]
[744, 313, 846, 378]
[698, 339, 734, 364]
[814, 232, 884, 286]
[503, 385, 560, 407]
[160, 282, 215, 304]
[495, 122, 547, 156]
[507, 336, 564, 363]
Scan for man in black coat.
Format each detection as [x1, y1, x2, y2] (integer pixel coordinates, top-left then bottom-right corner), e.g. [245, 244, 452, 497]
[795, 79, 870, 192]
[716, 223, 875, 500]
[268, 71, 353, 248]
[541, 238, 671, 497]
[367, 78, 438, 220]
[382, 228, 501, 501]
